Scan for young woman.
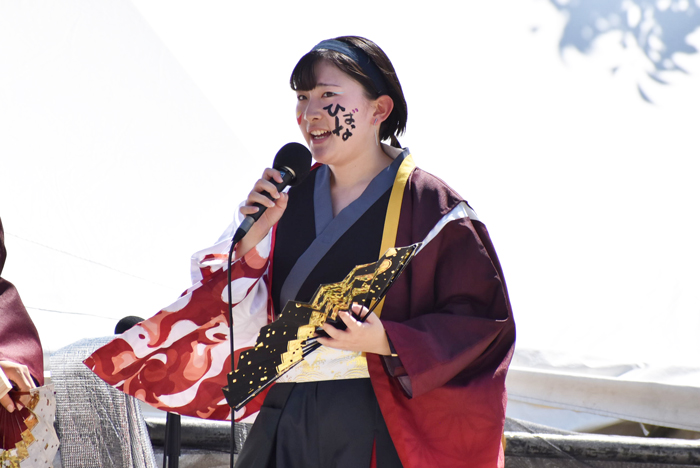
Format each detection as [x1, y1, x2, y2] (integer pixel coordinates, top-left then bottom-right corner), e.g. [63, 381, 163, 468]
[86, 36, 515, 468]
[234, 37, 516, 468]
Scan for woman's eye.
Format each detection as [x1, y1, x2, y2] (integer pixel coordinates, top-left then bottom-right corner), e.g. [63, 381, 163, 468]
[297, 94, 307, 101]
[322, 92, 338, 98]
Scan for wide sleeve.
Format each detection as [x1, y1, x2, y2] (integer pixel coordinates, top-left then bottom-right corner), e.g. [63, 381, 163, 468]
[381, 214, 515, 399]
[190, 204, 272, 284]
[84, 230, 273, 421]
[0, 218, 45, 386]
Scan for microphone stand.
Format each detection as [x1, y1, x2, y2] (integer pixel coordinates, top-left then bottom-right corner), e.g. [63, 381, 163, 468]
[162, 412, 181, 468]
[227, 232, 242, 468]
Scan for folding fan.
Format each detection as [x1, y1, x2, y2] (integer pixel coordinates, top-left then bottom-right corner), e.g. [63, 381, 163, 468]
[0, 384, 59, 467]
[223, 243, 421, 410]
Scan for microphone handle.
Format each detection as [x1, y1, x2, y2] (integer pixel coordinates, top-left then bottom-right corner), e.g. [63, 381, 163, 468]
[233, 167, 295, 244]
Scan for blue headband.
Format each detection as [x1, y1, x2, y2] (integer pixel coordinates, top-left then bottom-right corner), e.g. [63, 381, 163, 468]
[311, 39, 389, 96]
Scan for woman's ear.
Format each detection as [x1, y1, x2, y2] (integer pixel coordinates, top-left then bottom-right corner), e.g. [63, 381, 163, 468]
[372, 95, 394, 123]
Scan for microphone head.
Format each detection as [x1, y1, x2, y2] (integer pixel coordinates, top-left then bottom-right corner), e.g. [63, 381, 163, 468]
[273, 142, 312, 187]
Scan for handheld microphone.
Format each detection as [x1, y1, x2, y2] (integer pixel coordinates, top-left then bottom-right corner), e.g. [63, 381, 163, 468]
[232, 142, 312, 244]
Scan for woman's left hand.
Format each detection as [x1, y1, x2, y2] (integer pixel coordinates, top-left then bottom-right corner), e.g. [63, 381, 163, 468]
[316, 304, 392, 356]
[0, 360, 36, 412]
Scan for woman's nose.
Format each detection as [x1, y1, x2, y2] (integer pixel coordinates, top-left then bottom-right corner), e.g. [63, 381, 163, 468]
[303, 98, 322, 122]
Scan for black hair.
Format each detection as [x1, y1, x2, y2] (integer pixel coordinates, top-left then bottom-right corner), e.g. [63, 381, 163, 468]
[290, 36, 407, 147]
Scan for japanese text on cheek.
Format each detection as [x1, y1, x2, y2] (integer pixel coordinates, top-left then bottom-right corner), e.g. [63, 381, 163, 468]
[324, 104, 357, 141]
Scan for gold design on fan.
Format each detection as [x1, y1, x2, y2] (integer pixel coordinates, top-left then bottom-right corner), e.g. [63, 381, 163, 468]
[277, 340, 304, 373]
[224, 244, 421, 410]
[309, 311, 325, 327]
[28, 393, 40, 411]
[311, 268, 373, 321]
[377, 259, 392, 275]
[24, 413, 38, 431]
[16, 441, 28, 460]
[20, 428, 35, 446]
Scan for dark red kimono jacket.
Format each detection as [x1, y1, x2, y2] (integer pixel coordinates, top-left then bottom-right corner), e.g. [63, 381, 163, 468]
[368, 166, 515, 468]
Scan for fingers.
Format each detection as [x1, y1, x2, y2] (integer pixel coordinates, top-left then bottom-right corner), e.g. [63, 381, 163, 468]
[319, 318, 344, 340]
[7, 365, 35, 391]
[321, 305, 365, 338]
[350, 303, 370, 322]
[239, 168, 288, 219]
[234, 168, 290, 258]
[252, 168, 284, 201]
[316, 312, 351, 347]
[0, 393, 15, 413]
[361, 309, 379, 325]
[337, 310, 359, 327]
[316, 303, 391, 355]
[0, 361, 35, 409]
[263, 167, 285, 185]
[0, 368, 14, 413]
[14, 365, 34, 408]
[251, 179, 280, 204]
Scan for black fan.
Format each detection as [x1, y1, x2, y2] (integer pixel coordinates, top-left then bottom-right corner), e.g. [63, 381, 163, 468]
[223, 243, 421, 410]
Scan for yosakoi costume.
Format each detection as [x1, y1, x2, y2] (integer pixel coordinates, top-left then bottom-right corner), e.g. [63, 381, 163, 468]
[86, 150, 515, 468]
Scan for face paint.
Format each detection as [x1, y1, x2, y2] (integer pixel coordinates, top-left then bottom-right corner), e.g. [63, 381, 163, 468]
[296, 109, 303, 125]
[341, 111, 356, 141]
[323, 103, 353, 141]
[323, 104, 345, 117]
[321, 104, 359, 142]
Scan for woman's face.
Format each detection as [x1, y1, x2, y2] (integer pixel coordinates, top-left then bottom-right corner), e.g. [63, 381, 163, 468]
[295, 60, 376, 166]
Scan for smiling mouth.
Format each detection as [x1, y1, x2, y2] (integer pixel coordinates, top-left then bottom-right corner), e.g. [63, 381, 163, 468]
[310, 130, 331, 140]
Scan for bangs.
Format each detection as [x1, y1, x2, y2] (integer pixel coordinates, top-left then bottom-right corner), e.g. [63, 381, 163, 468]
[290, 51, 370, 94]
[290, 52, 322, 92]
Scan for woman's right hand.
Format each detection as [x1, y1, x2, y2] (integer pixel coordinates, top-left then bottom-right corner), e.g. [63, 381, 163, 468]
[235, 168, 289, 259]
[0, 360, 36, 413]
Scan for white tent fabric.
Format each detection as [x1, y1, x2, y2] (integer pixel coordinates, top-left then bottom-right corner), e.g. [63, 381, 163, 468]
[2, 0, 699, 433]
[508, 350, 700, 432]
[0, 0, 255, 350]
